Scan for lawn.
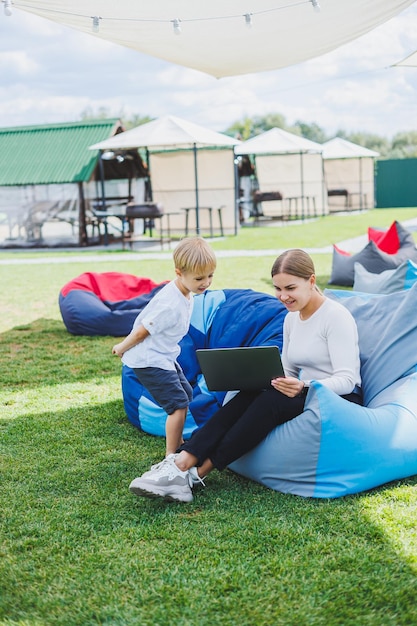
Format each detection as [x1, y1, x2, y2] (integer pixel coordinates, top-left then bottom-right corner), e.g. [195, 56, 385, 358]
[1, 208, 417, 625]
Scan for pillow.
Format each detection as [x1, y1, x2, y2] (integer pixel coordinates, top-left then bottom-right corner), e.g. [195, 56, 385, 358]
[353, 262, 395, 293]
[353, 260, 417, 294]
[396, 220, 417, 247]
[325, 284, 417, 403]
[368, 221, 400, 254]
[329, 240, 401, 286]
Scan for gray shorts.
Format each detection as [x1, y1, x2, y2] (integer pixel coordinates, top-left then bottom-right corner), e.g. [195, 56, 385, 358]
[133, 364, 193, 415]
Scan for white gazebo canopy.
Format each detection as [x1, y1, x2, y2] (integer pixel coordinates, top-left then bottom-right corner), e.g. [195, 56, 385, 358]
[322, 137, 380, 159]
[322, 137, 380, 211]
[10, 0, 414, 78]
[90, 115, 239, 152]
[235, 128, 327, 219]
[235, 128, 323, 156]
[90, 115, 240, 235]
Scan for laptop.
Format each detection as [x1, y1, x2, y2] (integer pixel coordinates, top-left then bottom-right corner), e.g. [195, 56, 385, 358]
[196, 345, 284, 392]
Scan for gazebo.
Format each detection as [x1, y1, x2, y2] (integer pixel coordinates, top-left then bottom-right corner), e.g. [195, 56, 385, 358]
[0, 119, 147, 247]
[90, 115, 240, 236]
[322, 137, 380, 211]
[235, 128, 328, 220]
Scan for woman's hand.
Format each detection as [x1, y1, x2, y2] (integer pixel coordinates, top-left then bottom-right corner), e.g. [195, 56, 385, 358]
[271, 376, 304, 398]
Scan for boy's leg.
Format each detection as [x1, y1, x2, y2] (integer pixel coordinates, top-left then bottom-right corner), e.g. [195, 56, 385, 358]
[165, 364, 192, 455]
[165, 407, 187, 456]
[133, 366, 191, 456]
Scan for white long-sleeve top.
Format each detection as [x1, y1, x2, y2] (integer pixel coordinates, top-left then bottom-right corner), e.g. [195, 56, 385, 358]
[282, 297, 361, 396]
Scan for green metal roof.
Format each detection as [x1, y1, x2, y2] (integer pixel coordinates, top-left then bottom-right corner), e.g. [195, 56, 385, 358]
[0, 119, 121, 186]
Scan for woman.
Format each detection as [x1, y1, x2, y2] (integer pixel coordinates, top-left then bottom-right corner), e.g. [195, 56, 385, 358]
[129, 249, 362, 503]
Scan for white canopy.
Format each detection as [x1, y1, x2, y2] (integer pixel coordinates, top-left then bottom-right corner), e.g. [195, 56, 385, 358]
[322, 137, 380, 159]
[90, 115, 239, 151]
[90, 115, 239, 236]
[235, 128, 326, 219]
[11, 0, 414, 78]
[235, 128, 323, 155]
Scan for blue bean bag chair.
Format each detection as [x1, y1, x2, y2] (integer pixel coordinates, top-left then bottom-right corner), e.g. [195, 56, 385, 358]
[59, 272, 167, 336]
[122, 289, 287, 438]
[230, 284, 417, 498]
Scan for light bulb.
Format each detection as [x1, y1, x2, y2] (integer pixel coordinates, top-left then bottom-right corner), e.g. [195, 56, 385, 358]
[172, 18, 181, 35]
[92, 15, 101, 33]
[244, 13, 253, 28]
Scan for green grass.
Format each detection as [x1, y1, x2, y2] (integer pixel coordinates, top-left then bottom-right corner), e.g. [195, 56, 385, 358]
[1, 208, 417, 625]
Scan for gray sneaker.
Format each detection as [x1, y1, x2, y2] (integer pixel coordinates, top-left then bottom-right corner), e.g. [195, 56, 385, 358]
[129, 454, 193, 503]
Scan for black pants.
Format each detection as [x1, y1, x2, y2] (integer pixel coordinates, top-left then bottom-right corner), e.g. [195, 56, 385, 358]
[179, 388, 362, 471]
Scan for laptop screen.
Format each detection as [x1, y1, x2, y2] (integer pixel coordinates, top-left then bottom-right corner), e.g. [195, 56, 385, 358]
[196, 345, 284, 392]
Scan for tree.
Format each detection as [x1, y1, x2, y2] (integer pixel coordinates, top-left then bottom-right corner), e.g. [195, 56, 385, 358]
[292, 121, 328, 144]
[225, 113, 289, 139]
[80, 106, 112, 120]
[348, 133, 390, 157]
[123, 114, 154, 130]
[390, 131, 417, 158]
[224, 116, 253, 140]
[252, 113, 288, 135]
[79, 107, 153, 130]
[334, 130, 390, 157]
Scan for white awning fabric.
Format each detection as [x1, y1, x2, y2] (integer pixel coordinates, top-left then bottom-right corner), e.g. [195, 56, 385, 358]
[235, 128, 323, 155]
[11, 0, 415, 78]
[90, 115, 239, 151]
[322, 138, 380, 159]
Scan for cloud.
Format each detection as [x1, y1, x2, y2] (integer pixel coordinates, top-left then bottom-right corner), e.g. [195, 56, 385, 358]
[0, 50, 39, 76]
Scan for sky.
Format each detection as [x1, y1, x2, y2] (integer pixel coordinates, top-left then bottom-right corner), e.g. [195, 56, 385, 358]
[0, 2, 417, 139]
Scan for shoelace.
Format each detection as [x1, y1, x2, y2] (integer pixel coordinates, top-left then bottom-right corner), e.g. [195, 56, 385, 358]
[189, 467, 206, 487]
[149, 459, 169, 472]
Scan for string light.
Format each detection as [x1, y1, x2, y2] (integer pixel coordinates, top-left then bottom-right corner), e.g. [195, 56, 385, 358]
[7, 1, 317, 30]
[91, 15, 101, 33]
[3, 0, 12, 17]
[172, 17, 181, 35]
[244, 13, 253, 28]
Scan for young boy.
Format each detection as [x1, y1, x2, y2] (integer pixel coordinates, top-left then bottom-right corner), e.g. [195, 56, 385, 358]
[112, 236, 216, 459]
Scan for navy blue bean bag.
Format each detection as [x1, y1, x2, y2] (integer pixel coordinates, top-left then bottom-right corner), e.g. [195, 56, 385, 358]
[59, 272, 167, 336]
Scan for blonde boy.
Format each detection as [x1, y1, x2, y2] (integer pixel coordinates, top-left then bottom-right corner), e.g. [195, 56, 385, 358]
[112, 237, 216, 456]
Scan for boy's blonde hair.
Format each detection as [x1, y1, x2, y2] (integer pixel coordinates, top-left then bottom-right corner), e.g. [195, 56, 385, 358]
[173, 237, 217, 274]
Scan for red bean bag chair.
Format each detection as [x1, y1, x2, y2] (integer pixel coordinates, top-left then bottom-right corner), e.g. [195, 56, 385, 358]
[59, 272, 167, 336]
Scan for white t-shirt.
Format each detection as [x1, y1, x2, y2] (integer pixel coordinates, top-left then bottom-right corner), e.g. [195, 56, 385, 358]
[121, 280, 194, 371]
[282, 297, 361, 396]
